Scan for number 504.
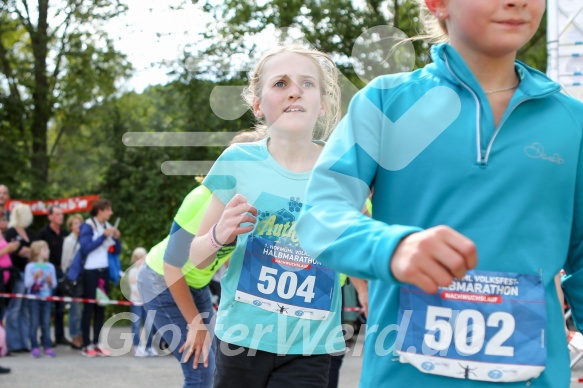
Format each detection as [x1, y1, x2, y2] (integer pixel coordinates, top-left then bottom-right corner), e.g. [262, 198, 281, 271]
[257, 266, 316, 303]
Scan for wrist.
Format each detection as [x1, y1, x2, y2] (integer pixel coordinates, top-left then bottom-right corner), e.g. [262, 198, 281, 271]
[207, 224, 225, 250]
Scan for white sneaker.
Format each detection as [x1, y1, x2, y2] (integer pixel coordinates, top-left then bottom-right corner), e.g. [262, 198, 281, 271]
[134, 346, 147, 357]
[146, 347, 158, 357]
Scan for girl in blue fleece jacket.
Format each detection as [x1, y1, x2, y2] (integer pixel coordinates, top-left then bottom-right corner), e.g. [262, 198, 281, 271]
[297, 0, 583, 387]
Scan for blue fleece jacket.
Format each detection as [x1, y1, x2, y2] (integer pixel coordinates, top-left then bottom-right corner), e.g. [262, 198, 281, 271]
[297, 43, 583, 387]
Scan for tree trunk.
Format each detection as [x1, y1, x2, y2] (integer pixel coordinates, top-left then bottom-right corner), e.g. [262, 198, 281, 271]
[30, 0, 50, 189]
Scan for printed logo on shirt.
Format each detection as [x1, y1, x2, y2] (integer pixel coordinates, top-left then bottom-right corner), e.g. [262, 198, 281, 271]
[524, 142, 565, 164]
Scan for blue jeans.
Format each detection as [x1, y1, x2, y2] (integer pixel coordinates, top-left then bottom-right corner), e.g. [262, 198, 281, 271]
[130, 304, 154, 348]
[5, 274, 31, 351]
[138, 265, 215, 388]
[68, 302, 82, 338]
[29, 299, 52, 349]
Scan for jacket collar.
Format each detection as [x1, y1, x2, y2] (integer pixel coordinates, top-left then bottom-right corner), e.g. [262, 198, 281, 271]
[429, 43, 560, 99]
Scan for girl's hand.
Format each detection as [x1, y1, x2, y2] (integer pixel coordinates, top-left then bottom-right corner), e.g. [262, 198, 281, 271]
[34, 269, 43, 279]
[214, 194, 258, 245]
[179, 317, 212, 369]
[103, 227, 116, 237]
[390, 225, 477, 294]
[46, 274, 53, 285]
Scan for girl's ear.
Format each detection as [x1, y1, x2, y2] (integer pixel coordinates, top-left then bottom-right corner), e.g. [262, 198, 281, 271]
[252, 97, 264, 118]
[425, 0, 447, 18]
[319, 101, 326, 117]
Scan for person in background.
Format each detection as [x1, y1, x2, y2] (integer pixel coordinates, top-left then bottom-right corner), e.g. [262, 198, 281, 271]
[0, 185, 10, 235]
[128, 247, 156, 357]
[4, 203, 35, 353]
[79, 199, 120, 357]
[0, 232, 19, 321]
[61, 214, 84, 350]
[137, 129, 264, 387]
[38, 205, 68, 346]
[25, 240, 57, 358]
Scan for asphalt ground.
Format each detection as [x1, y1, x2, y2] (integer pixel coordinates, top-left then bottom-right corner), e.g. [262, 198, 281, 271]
[3, 325, 583, 387]
[0, 325, 363, 388]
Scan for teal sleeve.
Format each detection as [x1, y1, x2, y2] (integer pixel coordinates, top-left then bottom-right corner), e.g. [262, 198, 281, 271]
[297, 83, 421, 283]
[561, 117, 583, 332]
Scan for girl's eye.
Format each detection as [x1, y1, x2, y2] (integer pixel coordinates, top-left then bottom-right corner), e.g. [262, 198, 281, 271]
[303, 81, 315, 88]
[274, 81, 286, 88]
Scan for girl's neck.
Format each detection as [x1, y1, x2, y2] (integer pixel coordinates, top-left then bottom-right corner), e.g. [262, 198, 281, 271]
[266, 135, 322, 173]
[451, 44, 519, 93]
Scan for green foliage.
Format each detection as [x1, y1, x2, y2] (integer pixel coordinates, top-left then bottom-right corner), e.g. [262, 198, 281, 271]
[196, 0, 548, 79]
[96, 79, 253, 255]
[0, 0, 131, 197]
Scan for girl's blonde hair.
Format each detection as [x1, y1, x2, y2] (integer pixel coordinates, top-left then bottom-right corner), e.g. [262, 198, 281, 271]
[131, 247, 148, 264]
[415, 0, 449, 43]
[30, 240, 49, 263]
[8, 203, 33, 229]
[241, 42, 341, 141]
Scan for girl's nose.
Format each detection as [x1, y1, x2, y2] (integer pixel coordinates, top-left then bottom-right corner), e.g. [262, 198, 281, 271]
[288, 81, 303, 99]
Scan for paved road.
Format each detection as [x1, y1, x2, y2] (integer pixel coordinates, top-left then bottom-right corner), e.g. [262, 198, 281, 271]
[0, 326, 363, 388]
[4, 326, 583, 387]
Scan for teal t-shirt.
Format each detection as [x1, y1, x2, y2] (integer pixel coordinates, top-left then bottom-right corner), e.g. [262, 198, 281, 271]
[204, 138, 344, 355]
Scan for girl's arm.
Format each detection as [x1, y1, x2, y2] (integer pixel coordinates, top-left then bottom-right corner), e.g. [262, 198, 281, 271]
[349, 276, 369, 318]
[297, 83, 475, 293]
[190, 194, 257, 269]
[0, 241, 19, 257]
[23, 264, 34, 289]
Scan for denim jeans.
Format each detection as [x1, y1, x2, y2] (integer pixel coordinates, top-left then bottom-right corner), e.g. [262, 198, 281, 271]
[130, 304, 154, 348]
[29, 299, 52, 349]
[68, 302, 82, 338]
[214, 338, 331, 388]
[5, 273, 31, 351]
[138, 265, 215, 388]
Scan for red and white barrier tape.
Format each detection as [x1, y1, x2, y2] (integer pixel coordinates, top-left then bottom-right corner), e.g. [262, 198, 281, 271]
[0, 293, 365, 312]
[0, 292, 133, 306]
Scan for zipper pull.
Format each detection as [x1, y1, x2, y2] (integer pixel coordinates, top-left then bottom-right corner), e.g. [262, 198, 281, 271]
[479, 150, 487, 168]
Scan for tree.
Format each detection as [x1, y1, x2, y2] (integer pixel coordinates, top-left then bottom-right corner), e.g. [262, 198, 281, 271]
[194, 0, 547, 82]
[0, 0, 131, 196]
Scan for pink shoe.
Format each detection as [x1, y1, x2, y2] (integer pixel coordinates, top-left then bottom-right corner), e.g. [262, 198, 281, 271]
[81, 346, 98, 358]
[94, 346, 111, 357]
[31, 348, 41, 358]
[44, 348, 56, 358]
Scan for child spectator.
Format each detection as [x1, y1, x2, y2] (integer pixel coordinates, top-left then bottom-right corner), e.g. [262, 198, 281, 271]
[25, 240, 57, 358]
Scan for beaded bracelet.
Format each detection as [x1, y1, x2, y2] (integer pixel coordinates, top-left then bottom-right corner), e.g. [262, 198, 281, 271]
[207, 224, 225, 250]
